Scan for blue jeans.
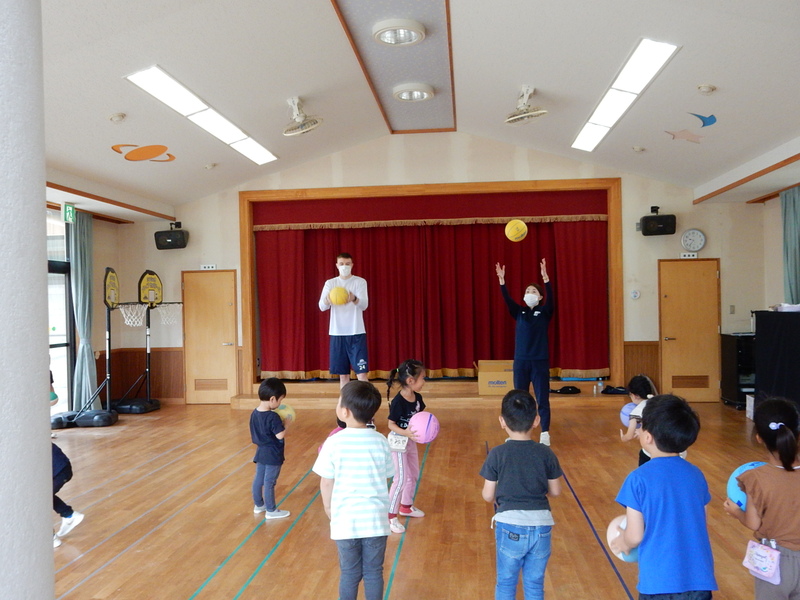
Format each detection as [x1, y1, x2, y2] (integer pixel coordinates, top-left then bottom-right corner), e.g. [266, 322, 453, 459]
[335, 536, 387, 600]
[252, 463, 282, 511]
[494, 523, 552, 600]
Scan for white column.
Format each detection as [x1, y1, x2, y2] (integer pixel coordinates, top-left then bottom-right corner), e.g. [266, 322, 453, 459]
[0, 1, 54, 598]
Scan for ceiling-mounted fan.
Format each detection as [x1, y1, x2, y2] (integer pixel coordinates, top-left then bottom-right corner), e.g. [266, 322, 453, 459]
[505, 85, 548, 125]
[283, 97, 323, 136]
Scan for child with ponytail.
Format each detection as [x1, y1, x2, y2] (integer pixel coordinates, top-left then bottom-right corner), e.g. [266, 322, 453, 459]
[724, 397, 800, 599]
[386, 359, 427, 534]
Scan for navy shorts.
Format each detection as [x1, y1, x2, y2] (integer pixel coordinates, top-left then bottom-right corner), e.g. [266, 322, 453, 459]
[330, 334, 368, 375]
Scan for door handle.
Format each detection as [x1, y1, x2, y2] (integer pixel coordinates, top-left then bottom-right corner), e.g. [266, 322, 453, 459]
[663, 337, 676, 341]
[222, 342, 233, 346]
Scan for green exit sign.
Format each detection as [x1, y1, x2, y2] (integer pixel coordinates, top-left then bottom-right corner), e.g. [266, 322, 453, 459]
[62, 203, 76, 223]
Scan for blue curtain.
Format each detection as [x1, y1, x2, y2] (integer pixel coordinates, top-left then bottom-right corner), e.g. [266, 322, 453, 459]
[782, 186, 800, 304]
[69, 212, 99, 409]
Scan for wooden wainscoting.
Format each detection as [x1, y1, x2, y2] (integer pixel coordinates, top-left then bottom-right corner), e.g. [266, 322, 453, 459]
[94, 348, 185, 404]
[623, 341, 660, 392]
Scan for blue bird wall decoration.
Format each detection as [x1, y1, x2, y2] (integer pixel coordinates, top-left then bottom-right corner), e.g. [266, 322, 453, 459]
[689, 113, 717, 127]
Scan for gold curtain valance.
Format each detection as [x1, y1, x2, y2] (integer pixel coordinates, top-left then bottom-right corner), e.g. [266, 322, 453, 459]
[253, 214, 607, 232]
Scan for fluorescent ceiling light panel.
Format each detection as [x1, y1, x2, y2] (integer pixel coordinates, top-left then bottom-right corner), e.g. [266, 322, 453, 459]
[230, 138, 278, 166]
[572, 38, 678, 151]
[188, 109, 247, 144]
[572, 123, 610, 152]
[612, 39, 678, 94]
[126, 66, 207, 116]
[588, 89, 638, 127]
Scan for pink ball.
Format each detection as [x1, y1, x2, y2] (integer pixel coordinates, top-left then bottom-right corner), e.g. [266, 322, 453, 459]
[408, 411, 440, 444]
[317, 426, 344, 453]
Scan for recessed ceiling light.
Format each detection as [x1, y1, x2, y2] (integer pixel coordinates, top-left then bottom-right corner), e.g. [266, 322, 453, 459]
[188, 108, 247, 144]
[230, 138, 277, 166]
[572, 38, 679, 152]
[612, 39, 679, 94]
[126, 64, 277, 165]
[373, 19, 426, 46]
[588, 89, 637, 128]
[126, 66, 207, 116]
[632, 146, 646, 153]
[572, 123, 610, 152]
[109, 113, 126, 124]
[393, 83, 434, 101]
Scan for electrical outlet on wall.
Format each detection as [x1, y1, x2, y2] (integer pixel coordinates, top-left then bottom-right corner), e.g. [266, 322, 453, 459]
[200, 264, 217, 270]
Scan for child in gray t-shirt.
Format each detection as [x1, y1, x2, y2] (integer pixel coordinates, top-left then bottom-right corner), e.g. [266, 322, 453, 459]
[480, 389, 563, 600]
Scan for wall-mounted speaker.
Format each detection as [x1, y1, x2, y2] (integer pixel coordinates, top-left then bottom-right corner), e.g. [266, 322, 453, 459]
[154, 229, 189, 250]
[640, 214, 676, 236]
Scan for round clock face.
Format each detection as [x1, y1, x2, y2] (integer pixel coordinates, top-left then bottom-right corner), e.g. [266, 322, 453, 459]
[681, 229, 706, 252]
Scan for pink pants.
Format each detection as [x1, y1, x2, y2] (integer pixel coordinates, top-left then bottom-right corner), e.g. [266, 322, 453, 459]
[388, 441, 419, 514]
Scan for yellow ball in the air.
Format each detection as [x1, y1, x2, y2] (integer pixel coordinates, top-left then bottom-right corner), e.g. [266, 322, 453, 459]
[329, 286, 349, 305]
[275, 403, 296, 424]
[505, 219, 528, 242]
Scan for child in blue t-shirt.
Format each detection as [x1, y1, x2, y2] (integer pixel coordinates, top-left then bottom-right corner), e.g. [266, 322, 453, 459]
[611, 394, 717, 599]
[480, 389, 563, 600]
[250, 378, 290, 520]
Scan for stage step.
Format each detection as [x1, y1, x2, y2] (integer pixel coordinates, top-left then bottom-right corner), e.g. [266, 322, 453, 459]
[232, 379, 614, 410]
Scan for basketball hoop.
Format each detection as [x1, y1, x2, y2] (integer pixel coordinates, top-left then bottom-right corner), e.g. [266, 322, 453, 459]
[118, 303, 147, 327]
[156, 302, 182, 326]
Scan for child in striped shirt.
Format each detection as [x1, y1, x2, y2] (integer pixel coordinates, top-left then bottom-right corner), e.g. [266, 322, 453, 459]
[313, 381, 393, 600]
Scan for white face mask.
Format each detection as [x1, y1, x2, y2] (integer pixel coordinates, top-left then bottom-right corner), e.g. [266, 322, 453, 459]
[337, 264, 352, 277]
[524, 293, 540, 308]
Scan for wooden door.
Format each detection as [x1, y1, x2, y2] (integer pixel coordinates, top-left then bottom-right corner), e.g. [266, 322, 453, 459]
[183, 270, 238, 404]
[659, 259, 720, 402]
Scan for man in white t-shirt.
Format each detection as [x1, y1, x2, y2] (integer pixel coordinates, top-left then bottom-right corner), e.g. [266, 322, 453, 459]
[319, 253, 369, 387]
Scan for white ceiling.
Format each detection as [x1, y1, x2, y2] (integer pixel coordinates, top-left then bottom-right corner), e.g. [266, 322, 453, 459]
[42, 0, 800, 217]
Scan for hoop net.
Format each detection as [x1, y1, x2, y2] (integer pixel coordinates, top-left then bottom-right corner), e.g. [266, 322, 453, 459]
[119, 303, 147, 327]
[156, 303, 182, 326]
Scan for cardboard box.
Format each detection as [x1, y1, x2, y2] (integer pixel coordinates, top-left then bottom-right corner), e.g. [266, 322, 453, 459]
[746, 394, 754, 420]
[478, 360, 514, 395]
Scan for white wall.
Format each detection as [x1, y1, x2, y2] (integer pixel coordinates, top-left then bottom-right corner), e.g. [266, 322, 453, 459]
[97, 131, 776, 348]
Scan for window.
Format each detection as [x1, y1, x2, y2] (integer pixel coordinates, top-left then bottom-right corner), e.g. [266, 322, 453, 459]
[47, 209, 74, 412]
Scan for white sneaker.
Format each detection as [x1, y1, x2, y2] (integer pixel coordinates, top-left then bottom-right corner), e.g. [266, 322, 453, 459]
[253, 505, 266, 514]
[57, 511, 84, 537]
[389, 517, 405, 534]
[399, 506, 425, 518]
[264, 509, 290, 520]
[53, 534, 62, 548]
[540, 432, 551, 446]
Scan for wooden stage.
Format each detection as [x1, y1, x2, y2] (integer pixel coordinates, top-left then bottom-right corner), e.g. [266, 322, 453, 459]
[53, 390, 757, 599]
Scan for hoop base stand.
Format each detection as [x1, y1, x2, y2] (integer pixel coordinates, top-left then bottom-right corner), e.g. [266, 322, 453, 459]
[112, 397, 161, 414]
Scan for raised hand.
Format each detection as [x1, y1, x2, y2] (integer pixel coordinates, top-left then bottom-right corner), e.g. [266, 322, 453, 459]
[495, 262, 506, 285]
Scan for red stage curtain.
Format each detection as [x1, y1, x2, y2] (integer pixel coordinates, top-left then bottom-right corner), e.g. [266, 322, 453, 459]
[255, 220, 609, 379]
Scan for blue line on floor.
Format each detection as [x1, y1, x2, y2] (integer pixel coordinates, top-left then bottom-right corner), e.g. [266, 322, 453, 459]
[232, 489, 321, 600]
[562, 470, 634, 600]
[187, 467, 314, 600]
[383, 442, 432, 600]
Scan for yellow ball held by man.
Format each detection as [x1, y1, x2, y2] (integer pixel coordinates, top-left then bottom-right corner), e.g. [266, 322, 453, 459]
[275, 403, 296, 424]
[505, 219, 528, 242]
[329, 286, 349, 305]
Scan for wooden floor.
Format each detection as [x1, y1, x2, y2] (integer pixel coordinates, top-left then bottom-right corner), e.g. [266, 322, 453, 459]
[53, 394, 758, 599]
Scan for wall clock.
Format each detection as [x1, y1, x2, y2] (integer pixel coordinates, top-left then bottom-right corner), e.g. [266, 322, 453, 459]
[681, 228, 706, 252]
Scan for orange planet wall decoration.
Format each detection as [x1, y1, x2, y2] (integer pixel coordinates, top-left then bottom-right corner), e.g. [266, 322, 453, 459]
[112, 144, 175, 162]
